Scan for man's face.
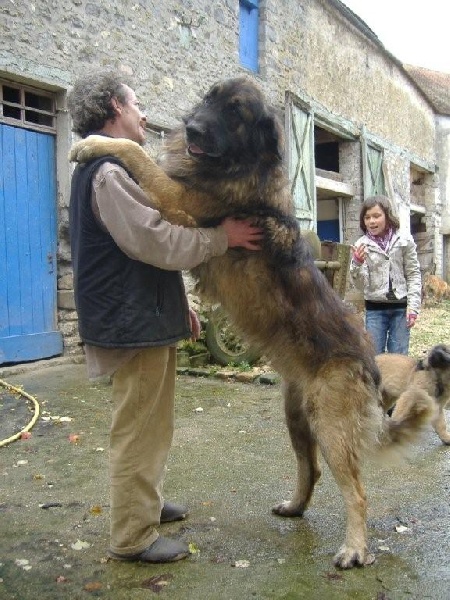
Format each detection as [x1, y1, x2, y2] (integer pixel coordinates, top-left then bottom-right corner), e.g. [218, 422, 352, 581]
[118, 85, 147, 145]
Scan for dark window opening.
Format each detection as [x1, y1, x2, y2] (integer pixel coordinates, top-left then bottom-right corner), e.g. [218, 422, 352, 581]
[25, 91, 53, 112]
[3, 86, 20, 104]
[314, 126, 340, 173]
[315, 141, 339, 172]
[410, 213, 426, 234]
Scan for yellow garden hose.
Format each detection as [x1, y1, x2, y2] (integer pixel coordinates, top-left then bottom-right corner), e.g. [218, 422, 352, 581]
[0, 378, 40, 447]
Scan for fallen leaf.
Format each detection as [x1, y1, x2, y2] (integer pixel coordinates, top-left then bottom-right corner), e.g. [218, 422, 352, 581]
[15, 559, 32, 571]
[141, 574, 174, 592]
[33, 474, 44, 480]
[68, 434, 80, 444]
[15, 559, 29, 567]
[233, 559, 250, 568]
[71, 540, 90, 550]
[89, 505, 103, 515]
[188, 542, 200, 554]
[395, 525, 409, 533]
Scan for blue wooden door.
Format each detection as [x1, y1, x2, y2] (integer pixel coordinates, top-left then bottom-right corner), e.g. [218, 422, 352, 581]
[0, 124, 62, 364]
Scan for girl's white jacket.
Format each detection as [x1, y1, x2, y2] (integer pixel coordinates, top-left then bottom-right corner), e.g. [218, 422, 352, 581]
[349, 230, 422, 313]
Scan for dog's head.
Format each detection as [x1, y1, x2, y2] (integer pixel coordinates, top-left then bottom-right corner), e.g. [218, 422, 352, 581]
[419, 344, 450, 400]
[181, 77, 284, 176]
[425, 344, 450, 370]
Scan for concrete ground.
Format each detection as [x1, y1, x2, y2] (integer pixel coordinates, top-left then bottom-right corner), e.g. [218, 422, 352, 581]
[0, 359, 449, 600]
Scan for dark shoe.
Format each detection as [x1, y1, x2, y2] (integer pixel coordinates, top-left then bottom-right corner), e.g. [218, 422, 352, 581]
[109, 536, 190, 563]
[160, 501, 188, 523]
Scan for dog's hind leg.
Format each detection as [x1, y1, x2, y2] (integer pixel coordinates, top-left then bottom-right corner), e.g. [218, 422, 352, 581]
[272, 381, 321, 517]
[432, 405, 450, 444]
[318, 430, 369, 568]
[309, 372, 373, 569]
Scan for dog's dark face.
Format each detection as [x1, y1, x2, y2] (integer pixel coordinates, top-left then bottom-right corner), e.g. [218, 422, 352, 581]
[182, 77, 283, 176]
[425, 344, 450, 370]
[421, 344, 450, 400]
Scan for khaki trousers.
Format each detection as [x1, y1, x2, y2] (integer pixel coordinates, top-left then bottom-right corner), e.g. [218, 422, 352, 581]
[109, 345, 176, 555]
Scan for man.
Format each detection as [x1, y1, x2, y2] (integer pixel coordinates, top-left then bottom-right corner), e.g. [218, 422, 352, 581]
[67, 70, 263, 563]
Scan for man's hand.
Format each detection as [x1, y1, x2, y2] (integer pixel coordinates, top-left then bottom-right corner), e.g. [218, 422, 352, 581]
[189, 308, 201, 340]
[222, 217, 264, 250]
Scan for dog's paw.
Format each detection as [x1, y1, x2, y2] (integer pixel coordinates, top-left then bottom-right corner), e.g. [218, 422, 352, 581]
[439, 433, 450, 445]
[333, 544, 374, 569]
[174, 210, 197, 227]
[272, 500, 304, 518]
[68, 135, 110, 163]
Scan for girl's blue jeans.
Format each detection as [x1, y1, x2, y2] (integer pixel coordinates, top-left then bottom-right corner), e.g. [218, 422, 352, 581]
[365, 306, 410, 355]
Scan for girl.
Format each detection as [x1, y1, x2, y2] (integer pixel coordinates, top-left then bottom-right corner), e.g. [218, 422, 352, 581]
[350, 195, 421, 354]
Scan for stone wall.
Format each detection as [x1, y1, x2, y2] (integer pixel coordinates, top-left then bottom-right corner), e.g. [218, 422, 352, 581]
[0, 0, 439, 356]
[1, 1, 436, 153]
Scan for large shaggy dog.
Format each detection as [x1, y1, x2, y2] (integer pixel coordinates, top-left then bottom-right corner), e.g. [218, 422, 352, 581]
[70, 77, 432, 568]
[377, 344, 450, 445]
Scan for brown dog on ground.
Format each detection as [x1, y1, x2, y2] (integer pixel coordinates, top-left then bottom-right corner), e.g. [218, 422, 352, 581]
[423, 274, 450, 305]
[69, 77, 432, 568]
[377, 344, 450, 445]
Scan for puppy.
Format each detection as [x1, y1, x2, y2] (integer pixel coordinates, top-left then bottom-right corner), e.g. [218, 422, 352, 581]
[377, 344, 450, 445]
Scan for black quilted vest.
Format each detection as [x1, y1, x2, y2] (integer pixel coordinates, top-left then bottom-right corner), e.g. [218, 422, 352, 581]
[69, 156, 190, 348]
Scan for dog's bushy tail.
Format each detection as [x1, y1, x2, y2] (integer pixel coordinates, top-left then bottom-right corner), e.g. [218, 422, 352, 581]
[377, 387, 434, 457]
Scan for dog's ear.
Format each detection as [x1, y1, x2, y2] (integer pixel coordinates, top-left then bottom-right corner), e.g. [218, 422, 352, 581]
[257, 112, 284, 160]
[428, 344, 450, 369]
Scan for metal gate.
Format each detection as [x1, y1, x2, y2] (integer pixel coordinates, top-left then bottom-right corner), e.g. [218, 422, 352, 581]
[0, 122, 62, 364]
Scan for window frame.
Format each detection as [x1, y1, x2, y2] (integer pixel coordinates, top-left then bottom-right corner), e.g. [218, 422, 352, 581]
[0, 80, 57, 134]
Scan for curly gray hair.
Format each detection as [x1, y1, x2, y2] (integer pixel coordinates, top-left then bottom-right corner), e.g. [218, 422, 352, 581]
[67, 70, 133, 138]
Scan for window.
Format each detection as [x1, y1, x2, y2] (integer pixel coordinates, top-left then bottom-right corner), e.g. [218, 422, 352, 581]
[0, 81, 56, 133]
[239, 0, 259, 72]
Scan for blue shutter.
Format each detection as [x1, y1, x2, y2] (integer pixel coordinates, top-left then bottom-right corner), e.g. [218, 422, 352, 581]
[239, 0, 259, 72]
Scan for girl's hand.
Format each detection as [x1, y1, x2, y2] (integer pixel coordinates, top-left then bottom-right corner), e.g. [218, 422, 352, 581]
[351, 244, 366, 264]
[406, 312, 418, 328]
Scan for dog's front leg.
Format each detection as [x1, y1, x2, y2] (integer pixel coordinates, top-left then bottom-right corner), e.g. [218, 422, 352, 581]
[69, 136, 197, 227]
[432, 405, 450, 444]
[272, 381, 321, 517]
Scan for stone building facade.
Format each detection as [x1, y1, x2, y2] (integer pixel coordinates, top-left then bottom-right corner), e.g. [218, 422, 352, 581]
[0, 0, 442, 361]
